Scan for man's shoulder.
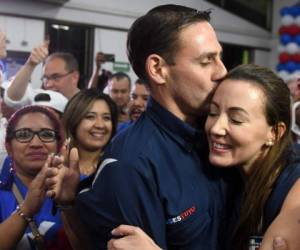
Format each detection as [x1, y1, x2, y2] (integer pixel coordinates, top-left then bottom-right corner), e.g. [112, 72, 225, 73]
[111, 118, 156, 154]
[105, 115, 166, 166]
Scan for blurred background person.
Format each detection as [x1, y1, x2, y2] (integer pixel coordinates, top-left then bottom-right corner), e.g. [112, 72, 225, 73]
[88, 51, 112, 91]
[118, 78, 149, 133]
[107, 72, 131, 124]
[0, 29, 6, 60]
[4, 43, 80, 111]
[286, 77, 300, 143]
[0, 29, 7, 168]
[62, 88, 118, 177]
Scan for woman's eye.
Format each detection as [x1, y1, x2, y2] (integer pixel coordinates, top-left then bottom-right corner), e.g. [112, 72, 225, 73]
[208, 111, 218, 117]
[85, 115, 95, 120]
[230, 118, 243, 125]
[103, 116, 112, 121]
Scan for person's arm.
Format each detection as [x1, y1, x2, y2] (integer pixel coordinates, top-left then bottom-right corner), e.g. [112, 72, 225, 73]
[0, 29, 6, 59]
[6, 42, 48, 101]
[78, 157, 168, 249]
[45, 148, 93, 250]
[260, 179, 300, 250]
[88, 52, 105, 89]
[47, 146, 168, 249]
[0, 158, 48, 249]
[106, 179, 300, 250]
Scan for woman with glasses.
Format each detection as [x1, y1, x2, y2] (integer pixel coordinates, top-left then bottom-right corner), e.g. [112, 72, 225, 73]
[62, 89, 118, 176]
[0, 105, 71, 250]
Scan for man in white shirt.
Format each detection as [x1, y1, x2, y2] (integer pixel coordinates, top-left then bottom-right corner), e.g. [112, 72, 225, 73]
[4, 42, 80, 109]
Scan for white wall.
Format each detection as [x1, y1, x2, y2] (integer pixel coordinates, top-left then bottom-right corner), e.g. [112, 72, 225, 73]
[93, 28, 136, 83]
[0, 15, 44, 87]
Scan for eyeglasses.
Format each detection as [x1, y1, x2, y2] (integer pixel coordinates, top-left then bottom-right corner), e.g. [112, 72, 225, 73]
[11, 128, 58, 143]
[41, 71, 73, 84]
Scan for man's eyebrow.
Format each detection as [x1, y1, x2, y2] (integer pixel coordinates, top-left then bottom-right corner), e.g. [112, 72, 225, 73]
[197, 52, 219, 60]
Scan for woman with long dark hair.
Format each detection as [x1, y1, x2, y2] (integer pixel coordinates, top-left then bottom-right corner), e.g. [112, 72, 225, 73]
[107, 64, 300, 249]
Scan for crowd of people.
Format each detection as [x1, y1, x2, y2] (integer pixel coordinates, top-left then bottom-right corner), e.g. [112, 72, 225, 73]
[0, 4, 300, 250]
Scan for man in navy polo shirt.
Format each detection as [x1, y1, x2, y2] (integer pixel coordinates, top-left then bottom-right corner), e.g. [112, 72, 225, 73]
[45, 4, 293, 250]
[77, 5, 226, 250]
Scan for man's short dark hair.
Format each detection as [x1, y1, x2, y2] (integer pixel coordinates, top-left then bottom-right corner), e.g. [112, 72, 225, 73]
[127, 4, 211, 85]
[135, 78, 146, 86]
[109, 72, 131, 90]
[46, 52, 79, 72]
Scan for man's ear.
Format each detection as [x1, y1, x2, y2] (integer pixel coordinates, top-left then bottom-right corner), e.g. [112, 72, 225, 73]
[72, 71, 80, 84]
[145, 54, 168, 86]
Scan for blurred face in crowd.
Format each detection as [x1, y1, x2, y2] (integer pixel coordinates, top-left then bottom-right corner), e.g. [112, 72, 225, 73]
[109, 77, 130, 109]
[205, 79, 275, 174]
[287, 78, 300, 102]
[129, 83, 149, 121]
[76, 100, 113, 152]
[7, 112, 58, 178]
[0, 30, 7, 59]
[42, 57, 79, 98]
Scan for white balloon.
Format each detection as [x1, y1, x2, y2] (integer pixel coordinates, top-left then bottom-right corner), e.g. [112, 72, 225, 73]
[287, 42, 299, 54]
[281, 15, 295, 26]
[289, 71, 300, 81]
[278, 45, 286, 53]
[278, 70, 290, 82]
[296, 16, 300, 26]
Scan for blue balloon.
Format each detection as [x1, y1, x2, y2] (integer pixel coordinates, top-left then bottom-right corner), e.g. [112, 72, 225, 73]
[290, 5, 300, 17]
[296, 63, 300, 70]
[295, 6, 300, 16]
[276, 63, 286, 71]
[281, 34, 292, 45]
[295, 34, 300, 45]
[280, 7, 290, 16]
[286, 61, 297, 72]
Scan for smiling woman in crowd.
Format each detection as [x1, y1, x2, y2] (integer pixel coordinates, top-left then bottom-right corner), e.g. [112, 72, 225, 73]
[62, 88, 118, 177]
[0, 105, 71, 250]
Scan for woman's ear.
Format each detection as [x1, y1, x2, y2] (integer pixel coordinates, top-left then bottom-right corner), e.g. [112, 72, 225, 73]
[145, 54, 169, 86]
[268, 122, 287, 143]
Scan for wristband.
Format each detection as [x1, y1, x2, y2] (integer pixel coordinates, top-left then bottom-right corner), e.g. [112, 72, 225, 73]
[16, 205, 33, 223]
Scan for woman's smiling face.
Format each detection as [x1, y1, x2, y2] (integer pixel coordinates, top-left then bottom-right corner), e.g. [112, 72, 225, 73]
[205, 79, 274, 174]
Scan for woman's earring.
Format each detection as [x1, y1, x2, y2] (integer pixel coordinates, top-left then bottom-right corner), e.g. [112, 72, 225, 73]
[265, 140, 274, 147]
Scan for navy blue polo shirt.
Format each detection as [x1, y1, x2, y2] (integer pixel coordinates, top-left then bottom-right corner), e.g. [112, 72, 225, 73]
[76, 97, 227, 250]
[263, 148, 300, 232]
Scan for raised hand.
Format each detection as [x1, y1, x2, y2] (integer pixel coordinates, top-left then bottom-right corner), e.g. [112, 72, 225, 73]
[21, 156, 50, 217]
[45, 146, 80, 205]
[27, 41, 49, 66]
[95, 52, 105, 69]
